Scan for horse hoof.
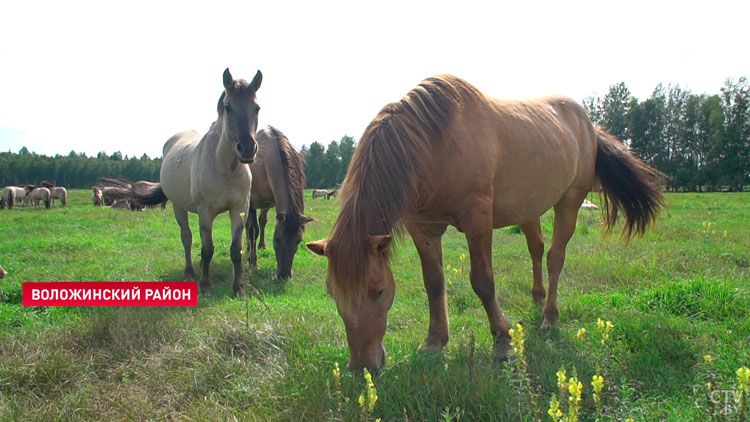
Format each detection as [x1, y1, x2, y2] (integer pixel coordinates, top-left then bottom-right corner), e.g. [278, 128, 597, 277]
[233, 288, 246, 299]
[199, 283, 211, 297]
[540, 319, 557, 331]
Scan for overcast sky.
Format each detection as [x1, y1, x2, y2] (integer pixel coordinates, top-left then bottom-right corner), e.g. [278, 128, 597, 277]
[1, 0, 748, 158]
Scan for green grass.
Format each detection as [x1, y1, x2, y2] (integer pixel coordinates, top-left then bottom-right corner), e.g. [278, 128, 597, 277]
[0, 191, 749, 421]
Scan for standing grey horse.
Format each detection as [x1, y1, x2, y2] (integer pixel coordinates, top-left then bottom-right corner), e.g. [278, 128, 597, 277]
[117, 68, 262, 296]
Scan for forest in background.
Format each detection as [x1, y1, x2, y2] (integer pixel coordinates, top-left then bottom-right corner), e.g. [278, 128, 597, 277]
[1, 77, 747, 191]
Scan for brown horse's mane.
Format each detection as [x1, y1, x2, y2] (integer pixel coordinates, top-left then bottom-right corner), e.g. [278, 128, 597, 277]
[268, 126, 307, 236]
[326, 75, 481, 302]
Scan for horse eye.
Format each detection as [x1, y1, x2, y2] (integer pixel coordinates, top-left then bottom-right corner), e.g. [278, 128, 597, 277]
[224, 104, 232, 112]
[374, 289, 384, 300]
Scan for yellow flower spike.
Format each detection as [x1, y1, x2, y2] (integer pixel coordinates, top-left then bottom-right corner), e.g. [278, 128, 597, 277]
[591, 375, 604, 394]
[358, 393, 365, 407]
[509, 323, 525, 356]
[625, 418, 635, 422]
[703, 355, 713, 365]
[556, 368, 567, 391]
[459, 252, 466, 262]
[597, 318, 605, 330]
[332, 362, 341, 380]
[738, 366, 750, 392]
[576, 328, 587, 341]
[548, 395, 563, 422]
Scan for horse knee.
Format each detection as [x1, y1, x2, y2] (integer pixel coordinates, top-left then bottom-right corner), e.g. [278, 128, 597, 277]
[470, 270, 496, 302]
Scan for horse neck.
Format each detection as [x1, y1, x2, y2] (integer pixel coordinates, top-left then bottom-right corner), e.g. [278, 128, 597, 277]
[207, 119, 242, 172]
[264, 141, 295, 215]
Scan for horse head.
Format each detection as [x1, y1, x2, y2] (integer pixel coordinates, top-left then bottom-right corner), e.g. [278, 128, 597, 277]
[220, 68, 262, 164]
[273, 213, 314, 280]
[307, 235, 396, 371]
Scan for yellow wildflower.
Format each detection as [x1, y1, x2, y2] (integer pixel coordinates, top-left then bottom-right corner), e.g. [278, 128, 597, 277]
[459, 252, 466, 262]
[332, 362, 341, 381]
[592, 374, 604, 404]
[738, 366, 750, 393]
[703, 355, 713, 365]
[509, 323, 525, 356]
[576, 328, 587, 341]
[556, 368, 567, 391]
[568, 377, 583, 403]
[548, 395, 563, 422]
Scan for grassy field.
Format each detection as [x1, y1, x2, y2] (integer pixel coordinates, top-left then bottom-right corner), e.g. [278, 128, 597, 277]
[0, 190, 748, 421]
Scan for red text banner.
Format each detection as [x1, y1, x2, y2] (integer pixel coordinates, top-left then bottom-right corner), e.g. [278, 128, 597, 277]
[22, 282, 198, 307]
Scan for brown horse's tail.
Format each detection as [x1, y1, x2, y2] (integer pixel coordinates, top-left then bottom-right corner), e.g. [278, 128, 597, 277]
[594, 128, 664, 240]
[44, 190, 50, 209]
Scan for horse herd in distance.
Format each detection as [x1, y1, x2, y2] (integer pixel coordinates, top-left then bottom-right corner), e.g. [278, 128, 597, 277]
[1, 181, 68, 209]
[0, 178, 164, 211]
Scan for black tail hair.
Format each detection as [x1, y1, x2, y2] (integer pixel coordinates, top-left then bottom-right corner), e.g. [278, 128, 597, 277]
[594, 128, 664, 240]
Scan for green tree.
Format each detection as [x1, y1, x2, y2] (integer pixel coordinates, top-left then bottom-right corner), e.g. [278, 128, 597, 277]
[338, 135, 355, 183]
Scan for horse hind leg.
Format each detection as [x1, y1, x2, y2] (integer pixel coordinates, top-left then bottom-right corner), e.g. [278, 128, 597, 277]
[173, 206, 197, 281]
[521, 219, 545, 307]
[541, 194, 585, 330]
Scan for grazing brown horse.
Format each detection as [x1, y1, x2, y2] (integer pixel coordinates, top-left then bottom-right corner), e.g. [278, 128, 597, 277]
[245, 126, 312, 279]
[307, 75, 663, 371]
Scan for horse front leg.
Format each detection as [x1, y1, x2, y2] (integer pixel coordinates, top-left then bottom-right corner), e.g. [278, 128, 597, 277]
[407, 222, 450, 352]
[230, 209, 246, 298]
[245, 208, 259, 268]
[198, 211, 216, 295]
[258, 208, 269, 249]
[173, 206, 196, 280]
[461, 203, 512, 362]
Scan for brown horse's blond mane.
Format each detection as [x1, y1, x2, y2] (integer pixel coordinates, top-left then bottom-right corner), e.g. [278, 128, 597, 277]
[327, 75, 481, 302]
[270, 126, 307, 235]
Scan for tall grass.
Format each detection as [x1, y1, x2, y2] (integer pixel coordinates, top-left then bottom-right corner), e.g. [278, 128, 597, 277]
[0, 191, 748, 420]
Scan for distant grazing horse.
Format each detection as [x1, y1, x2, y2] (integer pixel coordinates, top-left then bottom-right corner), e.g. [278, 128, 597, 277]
[306, 75, 663, 371]
[41, 181, 67, 207]
[117, 68, 262, 296]
[245, 126, 312, 279]
[28, 186, 51, 209]
[326, 187, 339, 200]
[1, 186, 30, 208]
[92, 186, 104, 205]
[312, 189, 329, 199]
[0, 264, 6, 279]
[1, 187, 15, 209]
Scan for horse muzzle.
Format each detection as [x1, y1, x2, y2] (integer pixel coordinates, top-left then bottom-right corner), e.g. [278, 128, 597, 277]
[347, 343, 387, 373]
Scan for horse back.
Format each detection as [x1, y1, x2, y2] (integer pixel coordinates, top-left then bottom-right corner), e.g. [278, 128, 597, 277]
[425, 95, 597, 227]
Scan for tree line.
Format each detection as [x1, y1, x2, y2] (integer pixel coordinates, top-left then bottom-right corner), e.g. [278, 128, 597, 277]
[584, 77, 749, 192]
[299, 135, 355, 188]
[0, 149, 161, 188]
[4, 76, 747, 192]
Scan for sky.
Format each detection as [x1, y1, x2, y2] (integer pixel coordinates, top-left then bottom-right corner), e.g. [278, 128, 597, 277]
[1, 0, 748, 159]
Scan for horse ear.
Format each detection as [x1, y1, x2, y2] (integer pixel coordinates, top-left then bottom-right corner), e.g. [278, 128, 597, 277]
[306, 239, 328, 257]
[369, 234, 393, 256]
[300, 215, 314, 226]
[250, 70, 262, 92]
[223, 68, 233, 90]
